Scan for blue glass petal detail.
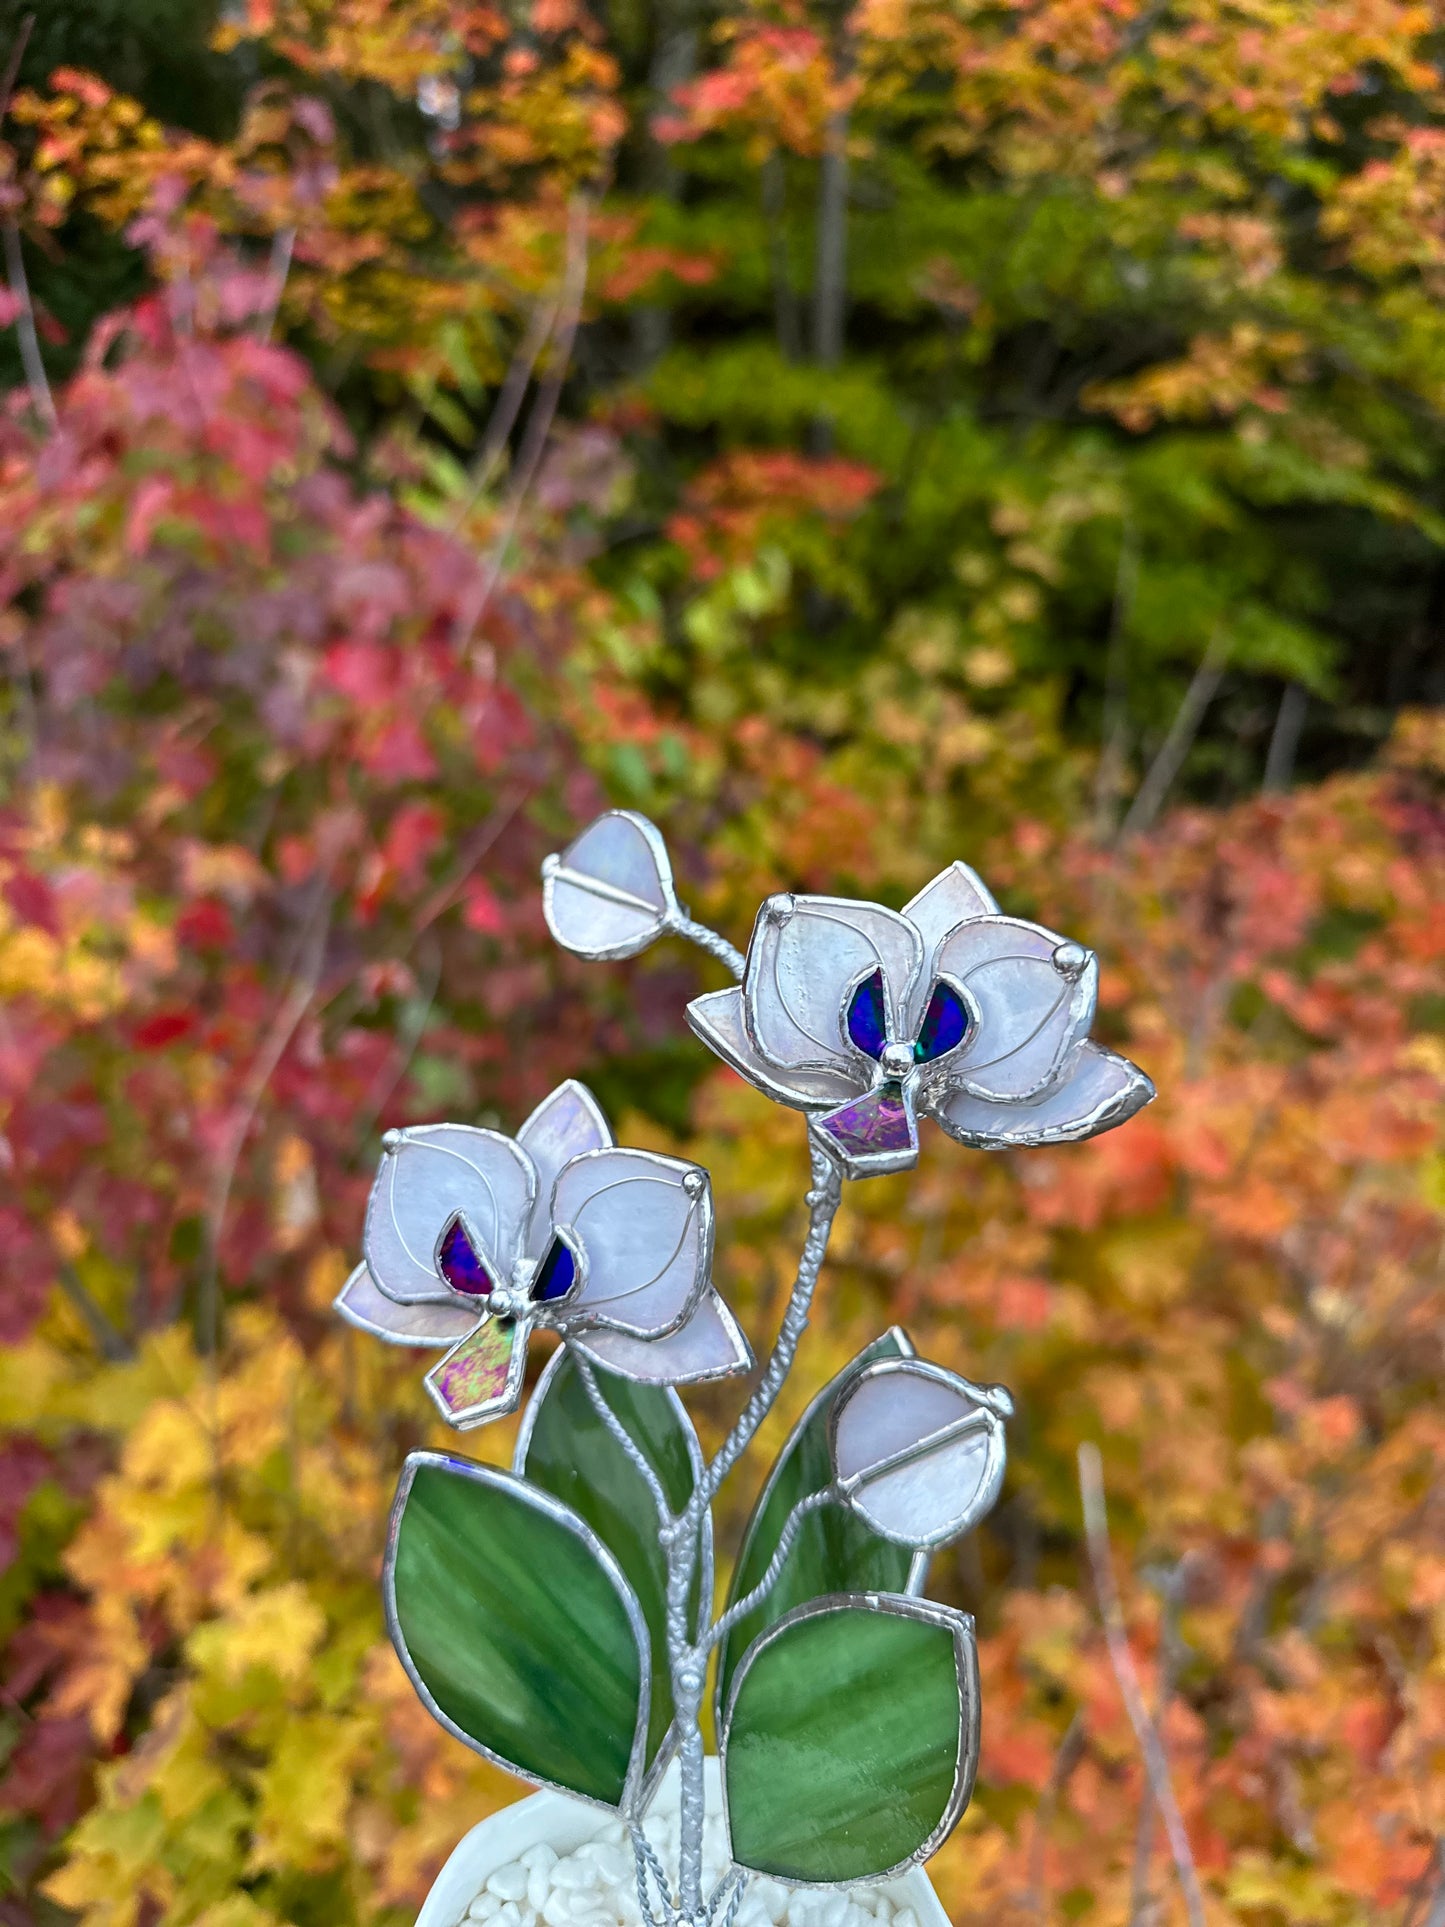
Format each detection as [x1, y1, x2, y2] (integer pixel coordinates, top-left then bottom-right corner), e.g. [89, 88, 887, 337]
[914, 980, 969, 1063]
[531, 1236, 577, 1304]
[846, 969, 889, 1060]
[437, 1215, 494, 1297]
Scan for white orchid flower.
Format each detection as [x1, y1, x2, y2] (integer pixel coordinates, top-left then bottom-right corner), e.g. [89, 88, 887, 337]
[335, 1080, 752, 1426]
[685, 862, 1153, 1179]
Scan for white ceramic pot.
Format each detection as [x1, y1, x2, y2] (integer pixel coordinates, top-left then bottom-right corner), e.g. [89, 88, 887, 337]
[415, 1762, 950, 1927]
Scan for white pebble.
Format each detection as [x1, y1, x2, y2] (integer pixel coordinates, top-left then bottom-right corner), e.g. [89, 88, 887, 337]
[487, 1865, 530, 1905]
[459, 1825, 906, 1927]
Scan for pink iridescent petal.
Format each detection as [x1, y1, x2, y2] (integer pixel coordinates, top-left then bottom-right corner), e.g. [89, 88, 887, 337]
[570, 1289, 752, 1384]
[425, 1316, 528, 1428]
[812, 1086, 919, 1179]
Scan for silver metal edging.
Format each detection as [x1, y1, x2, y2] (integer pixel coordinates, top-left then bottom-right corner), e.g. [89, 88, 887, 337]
[710, 1326, 919, 1735]
[512, 1351, 716, 1817]
[825, 1355, 1009, 1551]
[716, 1589, 980, 1890]
[383, 1449, 655, 1820]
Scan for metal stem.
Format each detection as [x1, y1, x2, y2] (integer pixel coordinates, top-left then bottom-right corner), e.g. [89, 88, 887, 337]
[663, 1143, 844, 1918]
[671, 913, 745, 981]
[704, 1144, 843, 1501]
[575, 1355, 673, 1527]
[705, 1486, 836, 1654]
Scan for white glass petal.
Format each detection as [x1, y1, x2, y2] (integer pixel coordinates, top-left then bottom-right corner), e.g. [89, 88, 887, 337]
[932, 1040, 1155, 1149]
[570, 1289, 752, 1384]
[686, 986, 860, 1109]
[363, 1124, 536, 1305]
[541, 811, 677, 960]
[931, 916, 1098, 1101]
[743, 895, 925, 1075]
[552, 1148, 711, 1338]
[903, 861, 1000, 962]
[830, 1359, 1009, 1549]
[516, 1080, 614, 1259]
[333, 1262, 478, 1346]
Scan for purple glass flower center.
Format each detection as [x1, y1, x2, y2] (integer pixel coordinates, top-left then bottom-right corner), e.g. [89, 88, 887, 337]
[817, 1084, 915, 1159]
[846, 969, 888, 1059]
[531, 1236, 577, 1303]
[914, 980, 969, 1063]
[437, 1216, 494, 1296]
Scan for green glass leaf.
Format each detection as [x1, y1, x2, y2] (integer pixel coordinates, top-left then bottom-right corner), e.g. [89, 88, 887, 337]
[386, 1452, 648, 1809]
[716, 1328, 917, 1722]
[722, 1594, 979, 1884]
[514, 1349, 711, 1777]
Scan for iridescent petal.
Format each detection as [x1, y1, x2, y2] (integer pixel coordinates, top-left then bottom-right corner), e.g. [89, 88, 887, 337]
[530, 1235, 578, 1304]
[744, 896, 925, 1077]
[553, 1148, 711, 1338]
[931, 917, 1098, 1102]
[425, 1316, 529, 1428]
[831, 1359, 1010, 1548]
[812, 1084, 919, 1180]
[517, 1080, 613, 1260]
[902, 861, 1000, 961]
[333, 1263, 477, 1347]
[685, 986, 859, 1109]
[436, 1216, 495, 1297]
[364, 1125, 536, 1305]
[571, 1289, 752, 1385]
[913, 980, 969, 1063]
[542, 811, 676, 961]
[931, 1040, 1154, 1149]
[846, 970, 888, 1060]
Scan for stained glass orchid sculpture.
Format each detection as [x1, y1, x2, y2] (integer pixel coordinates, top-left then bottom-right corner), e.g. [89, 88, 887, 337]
[685, 867, 1153, 1178]
[342, 812, 1154, 1926]
[336, 1079, 749, 1426]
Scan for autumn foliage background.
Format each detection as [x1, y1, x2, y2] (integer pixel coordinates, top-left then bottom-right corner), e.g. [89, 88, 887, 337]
[0, 1, 1443, 1923]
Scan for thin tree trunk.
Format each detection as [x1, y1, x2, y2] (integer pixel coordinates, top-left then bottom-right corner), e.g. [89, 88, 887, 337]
[1119, 630, 1229, 839]
[811, 100, 849, 370]
[631, 8, 697, 368]
[762, 152, 801, 361]
[1262, 682, 1306, 792]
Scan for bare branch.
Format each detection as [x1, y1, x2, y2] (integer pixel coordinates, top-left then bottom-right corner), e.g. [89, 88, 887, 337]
[57, 1263, 132, 1363]
[198, 885, 331, 1358]
[1026, 1711, 1086, 1922]
[0, 16, 55, 434]
[1262, 683, 1307, 793]
[1077, 1443, 1207, 1927]
[447, 293, 560, 534]
[452, 195, 591, 658]
[0, 13, 34, 120]
[1119, 629, 1229, 839]
[257, 225, 296, 342]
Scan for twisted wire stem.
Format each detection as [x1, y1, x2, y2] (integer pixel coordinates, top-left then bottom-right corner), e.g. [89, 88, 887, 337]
[660, 1143, 844, 1918]
[670, 913, 746, 982]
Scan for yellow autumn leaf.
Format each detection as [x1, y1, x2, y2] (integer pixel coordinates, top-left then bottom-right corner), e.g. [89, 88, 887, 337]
[248, 1713, 370, 1873]
[46, 1592, 148, 1743]
[187, 1582, 327, 1688]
